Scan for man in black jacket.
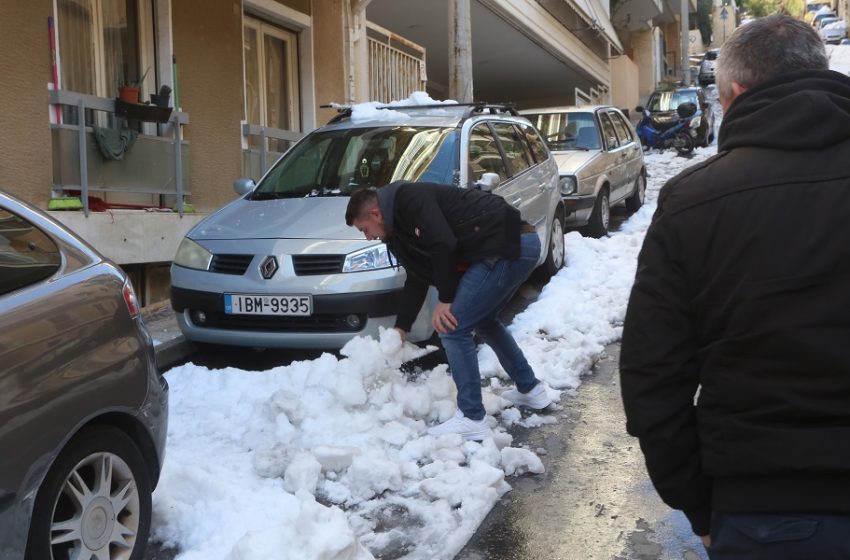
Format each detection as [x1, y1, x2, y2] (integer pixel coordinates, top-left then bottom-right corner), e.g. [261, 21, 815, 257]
[346, 182, 551, 440]
[620, 14, 850, 558]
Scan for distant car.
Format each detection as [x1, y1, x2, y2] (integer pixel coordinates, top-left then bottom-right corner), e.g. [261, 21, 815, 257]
[170, 103, 566, 349]
[644, 86, 715, 148]
[698, 48, 720, 86]
[0, 190, 168, 559]
[819, 17, 847, 43]
[813, 10, 837, 27]
[521, 105, 646, 238]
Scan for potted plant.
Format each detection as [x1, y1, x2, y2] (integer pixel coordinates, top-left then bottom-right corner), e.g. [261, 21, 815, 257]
[117, 67, 150, 104]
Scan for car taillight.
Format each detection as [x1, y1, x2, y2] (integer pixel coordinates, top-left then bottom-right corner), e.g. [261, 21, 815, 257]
[123, 279, 141, 319]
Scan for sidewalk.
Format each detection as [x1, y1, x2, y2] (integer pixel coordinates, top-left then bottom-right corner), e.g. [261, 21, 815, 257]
[141, 301, 196, 371]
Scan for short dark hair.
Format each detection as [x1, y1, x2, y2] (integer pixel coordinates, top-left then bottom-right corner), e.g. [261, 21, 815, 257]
[716, 14, 827, 99]
[345, 188, 379, 226]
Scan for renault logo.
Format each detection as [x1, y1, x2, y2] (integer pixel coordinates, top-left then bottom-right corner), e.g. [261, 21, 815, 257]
[260, 256, 278, 279]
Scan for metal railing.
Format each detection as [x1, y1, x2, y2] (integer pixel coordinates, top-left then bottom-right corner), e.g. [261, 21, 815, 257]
[241, 123, 304, 178]
[367, 21, 427, 103]
[48, 90, 190, 216]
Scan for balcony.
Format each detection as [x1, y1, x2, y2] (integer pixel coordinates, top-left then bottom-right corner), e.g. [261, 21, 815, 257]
[48, 90, 191, 216]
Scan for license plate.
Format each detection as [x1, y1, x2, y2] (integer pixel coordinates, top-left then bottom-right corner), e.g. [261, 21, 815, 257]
[224, 294, 312, 316]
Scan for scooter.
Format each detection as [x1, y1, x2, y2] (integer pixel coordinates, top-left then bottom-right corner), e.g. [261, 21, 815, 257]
[634, 102, 697, 156]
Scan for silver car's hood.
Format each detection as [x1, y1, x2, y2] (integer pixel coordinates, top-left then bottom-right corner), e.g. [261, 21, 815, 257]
[189, 197, 361, 240]
[552, 150, 597, 173]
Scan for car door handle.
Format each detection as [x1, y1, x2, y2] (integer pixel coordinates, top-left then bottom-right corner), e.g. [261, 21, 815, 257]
[510, 196, 523, 205]
[538, 183, 548, 192]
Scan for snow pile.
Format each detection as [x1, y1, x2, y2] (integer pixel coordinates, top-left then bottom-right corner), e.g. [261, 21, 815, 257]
[349, 91, 459, 123]
[152, 149, 715, 559]
[827, 44, 850, 76]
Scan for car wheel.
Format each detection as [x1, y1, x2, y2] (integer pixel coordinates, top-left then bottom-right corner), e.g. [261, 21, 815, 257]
[624, 173, 646, 213]
[583, 189, 610, 238]
[673, 133, 694, 156]
[26, 426, 152, 560]
[534, 210, 565, 281]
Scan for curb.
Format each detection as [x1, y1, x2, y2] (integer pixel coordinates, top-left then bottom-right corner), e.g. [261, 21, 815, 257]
[155, 335, 196, 371]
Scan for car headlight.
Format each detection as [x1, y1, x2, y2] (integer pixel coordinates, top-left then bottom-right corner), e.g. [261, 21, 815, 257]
[173, 237, 213, 270]
[558, 176, 578, 196]
[689, 116, 701, 129]
[342, 244, 393, 272]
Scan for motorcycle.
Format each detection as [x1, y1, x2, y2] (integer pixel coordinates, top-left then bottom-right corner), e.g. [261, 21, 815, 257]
[634, 102, 697, 156]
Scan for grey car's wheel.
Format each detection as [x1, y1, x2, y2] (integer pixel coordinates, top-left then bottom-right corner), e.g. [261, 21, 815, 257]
[534, 211, 565, 281]
[625, 173, 646, 213]
[26, 426, 151, 560]
[583, 189, 610, 238]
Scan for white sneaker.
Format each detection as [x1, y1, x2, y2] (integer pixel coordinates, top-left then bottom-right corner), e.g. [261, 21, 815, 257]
[503, 383, 552, 410]
[427, 410, 493, 441]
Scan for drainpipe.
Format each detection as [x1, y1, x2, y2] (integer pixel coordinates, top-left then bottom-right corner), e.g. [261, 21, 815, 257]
[449, 0, 474, 102]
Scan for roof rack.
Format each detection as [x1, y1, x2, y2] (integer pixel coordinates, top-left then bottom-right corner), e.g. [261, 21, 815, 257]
[320, 101, 519, 125]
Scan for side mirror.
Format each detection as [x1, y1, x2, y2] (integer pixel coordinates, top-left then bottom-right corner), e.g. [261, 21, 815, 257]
[635, 106, 644, 113]
[475, 172, 500, 192]
[233, 177, 256, 195]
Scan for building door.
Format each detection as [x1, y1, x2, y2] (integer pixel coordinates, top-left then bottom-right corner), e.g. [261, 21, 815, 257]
[243, 16, 300, 154]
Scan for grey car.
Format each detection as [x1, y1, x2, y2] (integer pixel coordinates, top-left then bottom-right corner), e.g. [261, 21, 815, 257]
[170, 103, 566, 349]
[0, 190, 168, 560]
[699, 48, 720, 86]
[521, 106, 646, 238]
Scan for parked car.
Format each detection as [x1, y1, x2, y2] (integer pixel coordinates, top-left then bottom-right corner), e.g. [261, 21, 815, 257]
[698, 48, 720, 86]
[0, 190, 168, 560]
[170, 103, 566, 350]
[812, 10, 837, 27]
[819, 17, 847, 43]
[644, 86, 715, 148]
[520, 105, 646, 238]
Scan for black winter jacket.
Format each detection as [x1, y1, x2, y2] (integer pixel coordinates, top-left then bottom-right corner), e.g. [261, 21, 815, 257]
[376, 181, 521, 331]
[620, 70, 850, 536]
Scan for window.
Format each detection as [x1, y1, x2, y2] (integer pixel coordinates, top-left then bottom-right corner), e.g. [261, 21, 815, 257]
[523, 112, 600, 151]
[468, 125, 508, 184]
[648, 90, 700, 112]
[598, 113, 619, 149]
[0, 210, 61, 296]
[244, 16, 301, 153]
[609, 112, 634, 145]
[519, 124, 549, 163]
[492, 123, 533, 176]
[57, 0, 154, 123]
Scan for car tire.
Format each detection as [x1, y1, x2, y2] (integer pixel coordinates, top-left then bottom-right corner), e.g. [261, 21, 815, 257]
[583, 189, 610, 238]
[624, 173, 646, 213]
[25, 426, 152, 560]
[534, 209, 565, 281]
[673, 133, 694, 156]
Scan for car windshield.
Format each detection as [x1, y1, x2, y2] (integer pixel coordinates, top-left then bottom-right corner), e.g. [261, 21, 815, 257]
[251, 126, 459, 199]
[522, 112, 600, 151]
[647, 90, 699, 112]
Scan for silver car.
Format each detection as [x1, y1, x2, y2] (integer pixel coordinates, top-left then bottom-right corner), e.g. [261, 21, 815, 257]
[170, 103, 566, 349]
[0, 190, 168, 560]
[698, 49, 720, 86]
[521, 106, 646, 238]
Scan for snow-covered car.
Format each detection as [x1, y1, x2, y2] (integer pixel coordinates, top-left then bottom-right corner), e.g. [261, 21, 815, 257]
[820, 18, 847, 43]
[170, 100, 566, 350]
[0, 190, 168, 560]
[520, 105, 646, 238]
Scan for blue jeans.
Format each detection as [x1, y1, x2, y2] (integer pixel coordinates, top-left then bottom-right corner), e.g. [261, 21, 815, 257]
[439, 233, 542, 420]
[709, 512, 850, 560]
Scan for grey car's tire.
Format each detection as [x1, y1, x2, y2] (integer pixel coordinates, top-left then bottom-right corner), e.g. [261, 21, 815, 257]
[624, 173, 646, 213]
[534, 210, 565, 281]
[26, 426, 152, 560]
[583, 189, 610, 238]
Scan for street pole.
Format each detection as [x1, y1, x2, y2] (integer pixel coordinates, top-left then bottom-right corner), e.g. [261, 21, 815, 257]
[681, 0, 691, 84]
[449, 0, 474, 102]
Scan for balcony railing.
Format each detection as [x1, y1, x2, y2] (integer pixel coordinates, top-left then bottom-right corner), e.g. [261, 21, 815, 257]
[367, 21, 427, 103]
[242, 123, 304, 179]
[48, 90, 190, 216]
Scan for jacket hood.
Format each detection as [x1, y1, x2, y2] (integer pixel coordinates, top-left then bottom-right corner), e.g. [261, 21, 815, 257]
[189, 197, 359, 240]
[719, 69, 850, 151]
[375, 181, 405, 234]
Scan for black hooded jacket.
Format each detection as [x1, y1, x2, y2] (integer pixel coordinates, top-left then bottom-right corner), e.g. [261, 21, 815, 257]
[620, 70, 850, 536]
[376, 181, 522, 332]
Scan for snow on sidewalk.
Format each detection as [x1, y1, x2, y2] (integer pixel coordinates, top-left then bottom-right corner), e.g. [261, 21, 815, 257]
[152, 148, 716, 560]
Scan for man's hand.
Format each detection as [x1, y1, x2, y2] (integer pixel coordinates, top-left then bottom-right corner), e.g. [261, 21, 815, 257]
[431, 301, 458, 334]
[700, 535, 711, 548]
[394, 327, 406, 343]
